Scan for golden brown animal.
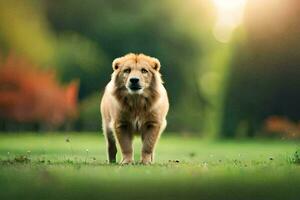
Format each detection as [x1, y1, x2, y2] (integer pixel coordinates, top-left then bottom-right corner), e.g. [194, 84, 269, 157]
[100, 53, 169, 164]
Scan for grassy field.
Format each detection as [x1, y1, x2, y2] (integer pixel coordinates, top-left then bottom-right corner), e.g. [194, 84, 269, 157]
[0, 133, 300, 200]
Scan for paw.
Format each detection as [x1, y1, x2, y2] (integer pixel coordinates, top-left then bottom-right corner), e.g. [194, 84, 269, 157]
[141, 153, 153, 165]
[120, 158, 133, 165]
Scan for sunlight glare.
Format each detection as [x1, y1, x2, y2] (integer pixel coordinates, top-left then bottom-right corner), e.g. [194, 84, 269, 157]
[212, 0, 247, 43]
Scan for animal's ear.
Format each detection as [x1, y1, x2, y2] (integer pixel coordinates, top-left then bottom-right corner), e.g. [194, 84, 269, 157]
[151, 57, 161, 71]
[112, 57, 121, 71]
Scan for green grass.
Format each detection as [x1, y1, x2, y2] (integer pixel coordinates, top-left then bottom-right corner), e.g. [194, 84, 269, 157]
[0, 133, 300, 200]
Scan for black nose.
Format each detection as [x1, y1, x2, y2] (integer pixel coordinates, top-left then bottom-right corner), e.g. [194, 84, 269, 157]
[130, 77, 139, 84]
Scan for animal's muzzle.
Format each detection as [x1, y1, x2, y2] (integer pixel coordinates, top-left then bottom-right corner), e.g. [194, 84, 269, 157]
[129, 77, 141, 91]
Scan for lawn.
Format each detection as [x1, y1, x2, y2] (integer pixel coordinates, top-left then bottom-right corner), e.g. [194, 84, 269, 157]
[0, 133, 299, 200]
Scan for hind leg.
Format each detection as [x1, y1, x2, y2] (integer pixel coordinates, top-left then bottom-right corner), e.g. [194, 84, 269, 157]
[104, 128, 117, 163]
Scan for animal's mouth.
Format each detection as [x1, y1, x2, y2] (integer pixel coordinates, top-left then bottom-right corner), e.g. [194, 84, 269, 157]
[129, 85, 142, 91]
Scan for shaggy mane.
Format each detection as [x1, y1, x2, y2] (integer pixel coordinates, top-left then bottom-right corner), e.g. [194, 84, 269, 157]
[112, 70, 161, 114]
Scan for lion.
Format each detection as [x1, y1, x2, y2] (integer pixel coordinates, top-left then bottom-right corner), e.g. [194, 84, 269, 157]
[100, 53, 169, 164]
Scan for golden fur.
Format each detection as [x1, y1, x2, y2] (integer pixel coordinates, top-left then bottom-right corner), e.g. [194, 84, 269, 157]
[100, 53, 169, 164]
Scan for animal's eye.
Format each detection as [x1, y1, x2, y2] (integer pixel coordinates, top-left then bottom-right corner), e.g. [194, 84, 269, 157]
[141, 68, 148, 73]
[123, 68, 131, 73]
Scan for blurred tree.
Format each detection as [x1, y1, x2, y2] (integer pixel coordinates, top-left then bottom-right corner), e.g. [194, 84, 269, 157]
[221, 0, 300, 137]
[78, 93, 101, 131]
[54, 33, 109, 99]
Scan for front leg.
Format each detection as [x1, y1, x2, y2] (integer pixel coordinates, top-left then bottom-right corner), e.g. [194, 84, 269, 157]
[114, 122, 134, 164]
[141, 122, 162, 164]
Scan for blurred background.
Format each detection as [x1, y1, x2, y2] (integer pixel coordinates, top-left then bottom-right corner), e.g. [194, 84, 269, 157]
[0, 0, 300, 139]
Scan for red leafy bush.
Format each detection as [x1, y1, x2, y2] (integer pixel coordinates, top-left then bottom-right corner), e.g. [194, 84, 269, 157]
[264, 116, 300, 139]
[0, 54, 79, 126]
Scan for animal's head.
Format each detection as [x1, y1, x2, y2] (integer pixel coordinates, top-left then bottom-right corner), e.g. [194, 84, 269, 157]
[112, 53, 161, 95]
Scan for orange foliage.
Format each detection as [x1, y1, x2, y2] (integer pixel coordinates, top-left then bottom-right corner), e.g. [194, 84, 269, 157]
[264, 116, 300, 139]
[0, 54, 79, 126]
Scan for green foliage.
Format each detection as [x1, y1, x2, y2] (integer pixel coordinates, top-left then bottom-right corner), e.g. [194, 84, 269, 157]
[0, 0, 55, 64]
[2, 0, 300, 135]
[45, 0, 208, 132]
[54, 33, 109, 99]
[0, 0, 212, 132]
[78, 93, 101, 131]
